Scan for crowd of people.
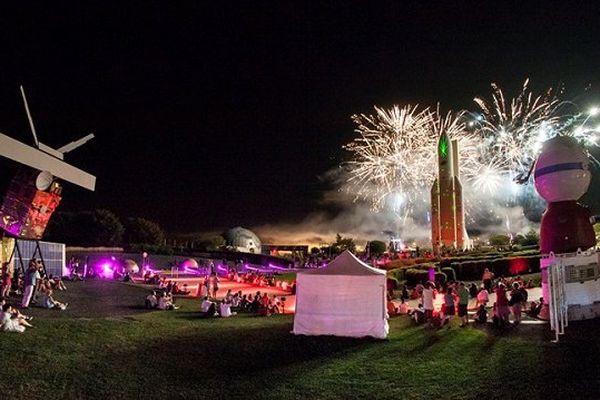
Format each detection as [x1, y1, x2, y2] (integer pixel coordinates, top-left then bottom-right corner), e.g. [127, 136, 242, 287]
[390, 267, 542, 329]
[143, 267, 290, 319]
[226, 270, 296, 293]
[197, 290, 286, 318]
[0, 258, 73, 333]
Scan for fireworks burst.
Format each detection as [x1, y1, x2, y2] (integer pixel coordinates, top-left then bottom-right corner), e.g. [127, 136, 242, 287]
[344, 105, 472, 220]
[343, 79, 599, 234]
[473, 78, 561, 179]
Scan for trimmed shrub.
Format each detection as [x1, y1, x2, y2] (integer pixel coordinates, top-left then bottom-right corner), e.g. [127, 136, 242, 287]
[441, 267, 456, 282]
[405, 268, 430, 286]
[434, 271, 447, 286]
[387, 268, 405, 282]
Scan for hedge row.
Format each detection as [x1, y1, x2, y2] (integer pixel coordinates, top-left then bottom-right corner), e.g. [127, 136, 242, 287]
[450, 256, 540, 280]
[403, 268, 449, 287]
[388, 255, 541, 285]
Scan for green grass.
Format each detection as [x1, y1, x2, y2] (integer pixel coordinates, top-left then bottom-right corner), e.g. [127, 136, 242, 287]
[1, 280, 599, 399]
[277, 272, 297, 282]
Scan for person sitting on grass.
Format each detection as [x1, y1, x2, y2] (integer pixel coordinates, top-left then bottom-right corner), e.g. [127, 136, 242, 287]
[0, 297, 33, 322]
[268, 296, 281, 315]
[231, 292, 241, 308]
[200, 296, 217, 317]
[238, 294, 249, 310]
[49, 275, 67, 291]
[398, 298, 410, 314]
[219, 300, 237, 317]
[145, 291, 158, 309]
[171, 282, 190, 296]
[42, 289, 68, 310]
[528, 297, 544, 318]
[473, 304, 488, 323]
[158, 276, 168, 289]
[410, 303, 425, 324]
[147, 273, 161, 285]
[250, 292, 261, 313]
[387, 297, 397, 317]
[477, 285, 489, 306]
[157, 292, 179, 310]
[526, 279, 535, 289]
[224, 289, 233, 303]
[0, 303, 33, 332]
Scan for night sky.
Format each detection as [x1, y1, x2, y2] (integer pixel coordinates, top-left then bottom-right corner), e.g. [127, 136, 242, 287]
[0, 2, 598, 234]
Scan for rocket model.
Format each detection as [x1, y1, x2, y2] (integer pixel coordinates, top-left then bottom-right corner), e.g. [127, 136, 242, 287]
[431, 132, 469, 253]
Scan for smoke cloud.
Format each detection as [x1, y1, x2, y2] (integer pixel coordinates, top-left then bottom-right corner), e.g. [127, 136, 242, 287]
[251, 168, 542, 248]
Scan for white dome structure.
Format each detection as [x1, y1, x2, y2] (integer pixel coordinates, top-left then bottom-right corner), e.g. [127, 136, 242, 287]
[123, 259, 139, 274]
[224, 227, 262, 254]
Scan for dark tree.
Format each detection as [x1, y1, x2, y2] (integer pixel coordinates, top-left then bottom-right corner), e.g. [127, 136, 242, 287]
[124, 217, 165, 246]
[368, 240, 387, 256]
[489, 234, 510, 247]
[91, 209, 124, 246]
[333, 233, 356, 254]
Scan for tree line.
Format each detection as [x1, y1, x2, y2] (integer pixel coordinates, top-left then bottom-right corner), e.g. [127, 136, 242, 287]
[45, 209, 167, 251]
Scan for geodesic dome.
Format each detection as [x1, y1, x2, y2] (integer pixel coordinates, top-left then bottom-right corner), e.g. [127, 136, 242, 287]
[123, 259, 139, 274]
[224, 226, 262, 254]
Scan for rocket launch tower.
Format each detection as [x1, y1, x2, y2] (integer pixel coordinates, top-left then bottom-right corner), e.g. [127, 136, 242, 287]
[431, 132, 469, 253]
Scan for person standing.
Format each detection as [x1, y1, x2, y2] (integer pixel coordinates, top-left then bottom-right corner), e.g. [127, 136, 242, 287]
[422, 281, 435, 326]
[482, 268, 494, 292]
[477, 285, 489, 307]
[1, 262, 13, 298]
[509, 282, 524, 325]
[458, 282, 470, 327]
[21, 260, 41, 308]
[495, 283, 510, 326]
[442, 286, 455, 327]
[211, 273, 220, 298]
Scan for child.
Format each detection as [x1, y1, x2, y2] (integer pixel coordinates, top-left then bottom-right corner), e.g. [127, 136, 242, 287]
[42, 289, 68, 310]
[473, 304, 488, 323]
[411, 303, 425, 324]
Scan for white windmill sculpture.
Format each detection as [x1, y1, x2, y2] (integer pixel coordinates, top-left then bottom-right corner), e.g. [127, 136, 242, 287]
[0, 86, 96, 192]
[0, 86, 96, 272]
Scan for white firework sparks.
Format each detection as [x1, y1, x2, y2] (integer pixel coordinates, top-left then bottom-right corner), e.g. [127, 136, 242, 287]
[344, 105, 473, 218]
[343, 78, 598, 231]
[473, 78, 561, 178]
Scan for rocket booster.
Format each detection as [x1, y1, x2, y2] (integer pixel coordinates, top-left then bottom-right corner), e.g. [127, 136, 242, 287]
[431, 132, 467, 252]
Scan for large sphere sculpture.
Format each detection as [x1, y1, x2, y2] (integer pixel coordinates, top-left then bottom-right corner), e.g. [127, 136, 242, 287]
[180, 258, 199, 269]
[533, 136, 595, 254]
[123, 259, 139, 274]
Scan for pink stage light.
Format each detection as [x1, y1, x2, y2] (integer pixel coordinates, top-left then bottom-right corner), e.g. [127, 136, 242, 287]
[99, 262, 114, 279]
[182, 266, 202, 275]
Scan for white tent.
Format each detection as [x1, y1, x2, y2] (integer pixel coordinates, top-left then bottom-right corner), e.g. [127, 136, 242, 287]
[292, 250, 389, 339]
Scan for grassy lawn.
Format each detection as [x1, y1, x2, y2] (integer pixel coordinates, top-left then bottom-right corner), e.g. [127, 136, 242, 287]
[1, 280, 599, 399]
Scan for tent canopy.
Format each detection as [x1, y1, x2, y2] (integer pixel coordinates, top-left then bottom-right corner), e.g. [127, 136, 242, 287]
[292, 250, 388, 339]
[300, 250, 386, 276]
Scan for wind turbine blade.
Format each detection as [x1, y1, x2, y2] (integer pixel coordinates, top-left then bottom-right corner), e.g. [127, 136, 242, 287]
[0, 132, 96, 191]
[20, 85, 39, 147]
